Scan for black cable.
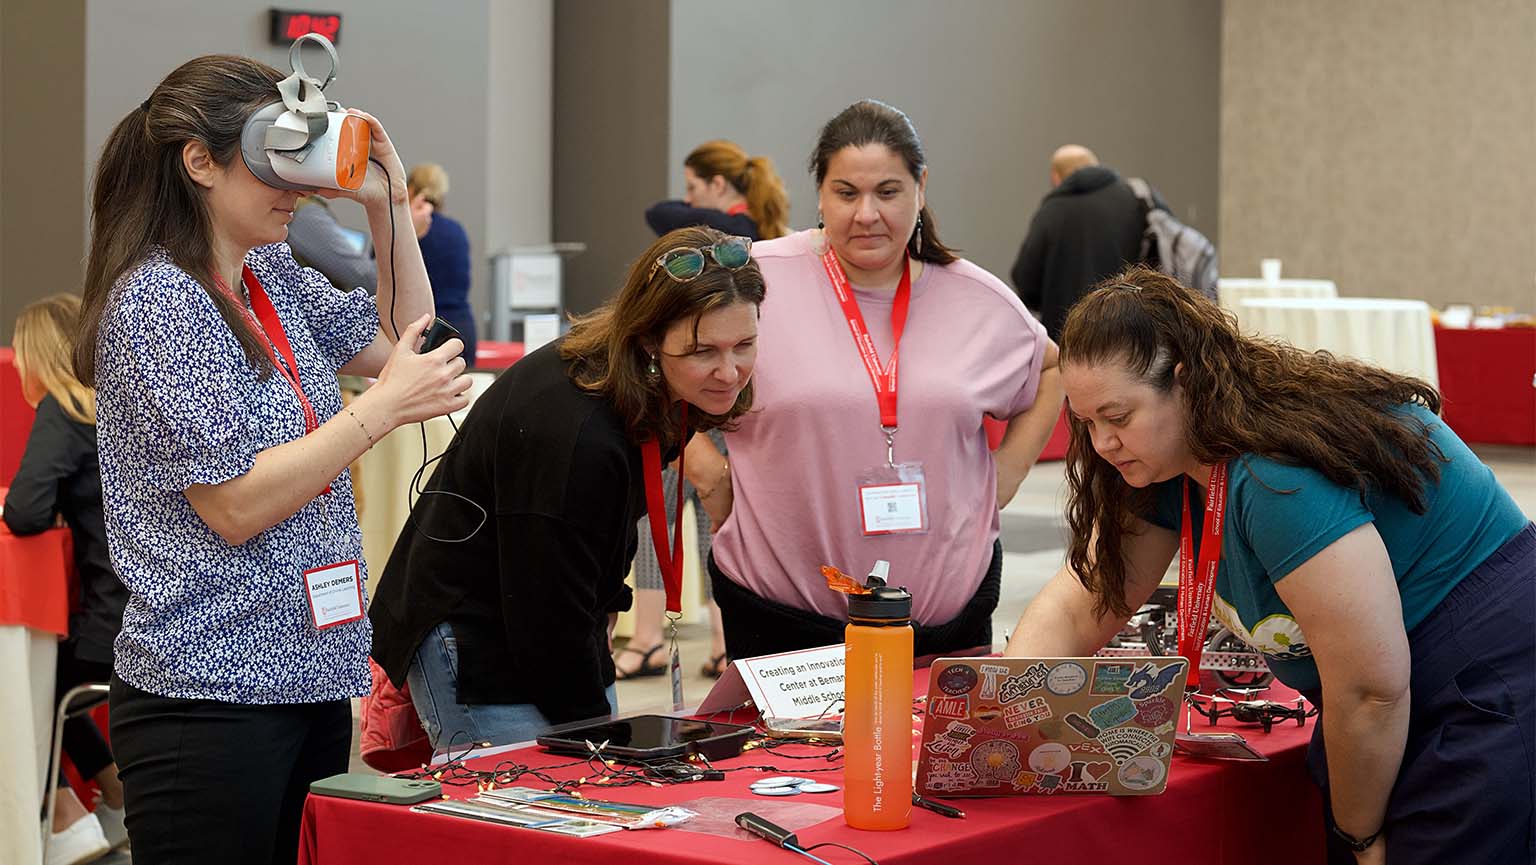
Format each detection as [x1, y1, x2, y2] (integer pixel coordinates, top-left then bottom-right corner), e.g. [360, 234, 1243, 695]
[367, 155, 486, 543]
[800, 842, 881, 865]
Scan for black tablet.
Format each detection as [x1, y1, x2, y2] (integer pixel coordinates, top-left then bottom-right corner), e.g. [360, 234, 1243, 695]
[536, 714, 754, 763]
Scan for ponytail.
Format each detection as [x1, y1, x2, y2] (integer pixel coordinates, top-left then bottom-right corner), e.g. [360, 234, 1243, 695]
[739, 155, 790, 240]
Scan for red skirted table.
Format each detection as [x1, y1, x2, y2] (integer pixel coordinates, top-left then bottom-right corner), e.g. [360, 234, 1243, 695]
[1433, 326, 1536, 445]
[0, 516, 75, 865]
[984, 408, 1070, 461]
[300, 671, 1323, 865]
[474, 340, 526, 371]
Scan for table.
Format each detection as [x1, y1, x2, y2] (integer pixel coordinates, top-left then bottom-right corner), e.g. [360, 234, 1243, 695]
[474, 340, 526, 371]
[1434, 326, 1536, 446]
[1235, 297, 1439, 386]
[0, 348, 36, 488]
[0, 518, 75, 865]
[1216, 278, 1337, 311]
[300, 670, 1324, 865]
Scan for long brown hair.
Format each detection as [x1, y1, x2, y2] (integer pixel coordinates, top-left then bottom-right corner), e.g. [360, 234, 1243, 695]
[14, 294, 96, 425]
[1062, 265, 1444, 618]
[685, 141, 790, 240]
[561, 226, 767, 447]
[75, 55, 285, 385]
[808, 99, 958, 266]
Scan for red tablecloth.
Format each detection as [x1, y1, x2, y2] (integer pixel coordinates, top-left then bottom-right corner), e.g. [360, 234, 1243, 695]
[300, 673, 1322, 865]
[474, 341, 526, 371]
[1434, 326, 1536, 445]
[0, 349, 35, 488]
[0, 518, 73, 635]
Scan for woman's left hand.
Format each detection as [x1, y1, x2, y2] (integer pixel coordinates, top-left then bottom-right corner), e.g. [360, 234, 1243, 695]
[315, 108, 407, 212]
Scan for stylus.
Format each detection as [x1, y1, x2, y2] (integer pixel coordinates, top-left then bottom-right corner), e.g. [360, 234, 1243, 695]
[913, 792, 966, 819]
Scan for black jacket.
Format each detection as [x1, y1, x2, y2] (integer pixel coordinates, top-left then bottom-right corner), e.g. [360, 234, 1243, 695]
[644, 201, 760, 240]
[3, 395, 124, 663]
[1010, 166, 1159, 341]
[370, 340, 674, 725]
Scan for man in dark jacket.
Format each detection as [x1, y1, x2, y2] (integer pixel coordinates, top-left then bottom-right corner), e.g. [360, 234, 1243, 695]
[1010, 145, 1160, 341]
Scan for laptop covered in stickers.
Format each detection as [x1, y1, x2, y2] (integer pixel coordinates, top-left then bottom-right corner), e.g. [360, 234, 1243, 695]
[915, 656, 1188, 797]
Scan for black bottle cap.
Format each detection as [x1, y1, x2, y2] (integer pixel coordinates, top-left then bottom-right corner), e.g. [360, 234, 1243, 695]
[847, 586, 912, 623]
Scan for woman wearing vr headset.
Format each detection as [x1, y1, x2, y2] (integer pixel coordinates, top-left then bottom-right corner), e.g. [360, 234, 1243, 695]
[75, 54, 468, 864]
[694, 99, 1062, 663]
[370, 225, 765, 751]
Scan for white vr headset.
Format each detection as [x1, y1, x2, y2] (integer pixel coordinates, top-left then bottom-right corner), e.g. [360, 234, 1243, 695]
[240, 33, 369, 192]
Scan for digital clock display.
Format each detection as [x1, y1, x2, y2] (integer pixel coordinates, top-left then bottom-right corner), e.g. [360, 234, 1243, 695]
[270, 9, 343, 45]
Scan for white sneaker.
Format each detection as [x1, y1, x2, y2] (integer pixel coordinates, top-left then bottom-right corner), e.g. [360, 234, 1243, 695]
[93, 802, 128, 849]
[45, 812, 110, 865]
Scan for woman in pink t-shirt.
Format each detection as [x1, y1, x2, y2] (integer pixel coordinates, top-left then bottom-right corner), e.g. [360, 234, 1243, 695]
[688, 99, 1063, 663]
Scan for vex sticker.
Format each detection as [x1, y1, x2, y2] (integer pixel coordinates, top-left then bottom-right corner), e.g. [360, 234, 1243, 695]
[1047, 661, 1088, 696]
[929, 694, 971, 720]
[1003, 695, 1053, 730]
[1088, 696, 1138, 731]
[997, 663, 1051, 704]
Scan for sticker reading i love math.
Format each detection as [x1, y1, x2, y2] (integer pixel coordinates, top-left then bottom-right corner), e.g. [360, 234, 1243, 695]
[303, 560, 364, 629]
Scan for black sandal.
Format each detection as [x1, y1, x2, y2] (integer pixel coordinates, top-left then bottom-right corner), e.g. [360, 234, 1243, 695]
[700, 653, 729, 679]
[614, 644, 667, 679]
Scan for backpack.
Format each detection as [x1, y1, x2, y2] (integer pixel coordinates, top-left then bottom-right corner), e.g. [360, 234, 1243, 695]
[1126, 177, 1218, 301]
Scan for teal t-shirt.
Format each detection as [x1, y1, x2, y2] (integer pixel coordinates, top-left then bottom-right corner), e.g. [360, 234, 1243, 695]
[1144, 404, 1528, 692]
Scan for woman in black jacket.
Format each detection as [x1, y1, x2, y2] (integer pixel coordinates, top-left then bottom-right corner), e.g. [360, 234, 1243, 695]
[6, 293, 128, 853]
[371, 226, 766, 749]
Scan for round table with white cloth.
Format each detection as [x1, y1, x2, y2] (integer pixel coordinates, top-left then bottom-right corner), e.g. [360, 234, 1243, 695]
[1235, 297, 1439, 386]
[1217, 278, 1338, 310]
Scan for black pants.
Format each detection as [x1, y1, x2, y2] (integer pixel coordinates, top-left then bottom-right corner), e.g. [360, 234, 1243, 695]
[56, 641, 114, 781]
[109, 677, 351, 865]
[710, 539, 1004, 662]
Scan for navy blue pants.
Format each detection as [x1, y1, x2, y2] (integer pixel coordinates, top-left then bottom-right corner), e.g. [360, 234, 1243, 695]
[1307, 522, 1535, 864]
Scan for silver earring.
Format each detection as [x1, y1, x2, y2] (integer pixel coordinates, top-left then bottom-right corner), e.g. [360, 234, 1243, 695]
[913, 213, 923, 255]
[646, 354, 661, 383]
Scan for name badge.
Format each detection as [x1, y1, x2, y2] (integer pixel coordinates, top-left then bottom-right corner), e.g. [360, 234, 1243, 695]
[303, 560, 364, 629]
[859, 481, 926, 534]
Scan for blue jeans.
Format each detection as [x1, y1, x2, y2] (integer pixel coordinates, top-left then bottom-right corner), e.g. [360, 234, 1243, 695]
[406, 621, 618, 751]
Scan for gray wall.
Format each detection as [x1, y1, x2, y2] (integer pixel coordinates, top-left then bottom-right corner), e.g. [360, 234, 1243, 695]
[0, 0, 551, 345]
[1, 0, 87, 343]
[553, 0, 671, 314]
[667, 0, 1222, 290]
[1220, 0, 1536, 307]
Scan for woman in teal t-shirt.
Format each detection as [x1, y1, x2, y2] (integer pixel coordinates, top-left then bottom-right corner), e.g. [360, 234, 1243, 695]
[1005, 266, 1532, 865]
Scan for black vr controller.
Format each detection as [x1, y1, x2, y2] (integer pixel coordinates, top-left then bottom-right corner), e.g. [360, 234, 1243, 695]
[421, 317, 461, 354]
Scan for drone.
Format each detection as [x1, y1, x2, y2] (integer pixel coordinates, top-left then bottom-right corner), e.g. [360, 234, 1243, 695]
[1185, 687, 1318, 733]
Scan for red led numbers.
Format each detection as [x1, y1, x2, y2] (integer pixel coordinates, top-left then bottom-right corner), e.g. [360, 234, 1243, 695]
[270, 10, 343, 45]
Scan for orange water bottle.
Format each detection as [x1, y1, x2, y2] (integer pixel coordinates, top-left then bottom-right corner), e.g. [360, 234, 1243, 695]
[842, 580, 913, 830]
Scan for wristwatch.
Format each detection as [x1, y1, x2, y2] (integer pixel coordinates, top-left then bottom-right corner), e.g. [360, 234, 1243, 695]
[1330, 821, 1382, 852]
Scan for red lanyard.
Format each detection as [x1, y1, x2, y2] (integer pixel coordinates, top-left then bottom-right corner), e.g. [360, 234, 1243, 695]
[217, 265, 328, 492]
[820, 250, 912, 429]
[725, 202, 749, 216]
[641, 405, 688, 615]
[1177, 462, 1229, 691]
